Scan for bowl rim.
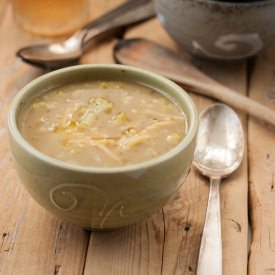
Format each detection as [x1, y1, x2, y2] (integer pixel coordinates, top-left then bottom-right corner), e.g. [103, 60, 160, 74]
[8, 64, 198, 174]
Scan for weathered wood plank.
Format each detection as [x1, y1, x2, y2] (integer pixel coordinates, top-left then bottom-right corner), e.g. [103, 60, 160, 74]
[84, 213, 164, 275]
[0, 0, 8, 24]
[84, 16, 248, 275]
[197, 60, 249, 275]
[0, 3, 90, 275]
[248, 44, 275, 274]
[129, 19, 248, 275]
[160, 61, 248, 274]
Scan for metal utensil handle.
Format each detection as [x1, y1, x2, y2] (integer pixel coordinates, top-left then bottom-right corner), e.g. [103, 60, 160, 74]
[197, 177, 222, 275]
[76, 0, 155, 45]
[84, 0, 153, 30]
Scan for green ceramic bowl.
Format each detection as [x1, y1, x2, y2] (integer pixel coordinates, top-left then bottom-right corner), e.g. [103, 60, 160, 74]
[8, 64, 198, 230]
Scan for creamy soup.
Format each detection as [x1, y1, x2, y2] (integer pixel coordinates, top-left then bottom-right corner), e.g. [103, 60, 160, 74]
[19, 81, 187, 167]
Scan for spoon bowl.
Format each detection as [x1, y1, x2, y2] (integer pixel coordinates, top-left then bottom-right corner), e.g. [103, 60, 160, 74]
[17, 34, 83, 69]
[193, 103, 244, 275]
[194, 103, 244, 178]
[16, 0, 155, 70]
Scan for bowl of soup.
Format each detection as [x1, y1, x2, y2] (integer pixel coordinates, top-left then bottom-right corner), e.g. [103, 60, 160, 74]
[8, 64, 198, 230]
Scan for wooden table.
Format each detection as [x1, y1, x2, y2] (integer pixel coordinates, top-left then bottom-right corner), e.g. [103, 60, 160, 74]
[1, 1, 275, 274]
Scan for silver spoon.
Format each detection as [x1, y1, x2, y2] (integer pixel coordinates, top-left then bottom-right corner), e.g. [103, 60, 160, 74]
[16, 0, 155, 69]
[194, 103, 244, 275]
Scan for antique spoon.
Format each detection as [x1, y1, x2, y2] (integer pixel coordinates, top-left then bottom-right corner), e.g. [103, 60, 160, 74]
[16, 0, 155, 69]
[193, 103, 244, 275]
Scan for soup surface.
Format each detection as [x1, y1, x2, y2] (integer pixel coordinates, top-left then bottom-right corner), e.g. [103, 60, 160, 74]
[19, 81, 187, 167]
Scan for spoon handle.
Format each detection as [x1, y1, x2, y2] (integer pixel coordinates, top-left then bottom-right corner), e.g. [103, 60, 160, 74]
[83, 0, 154, 30]
[75, 0, 155, 46]
[197, 177, 222, 275]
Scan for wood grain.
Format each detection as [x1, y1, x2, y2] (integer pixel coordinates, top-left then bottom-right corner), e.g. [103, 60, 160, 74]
[161, 56, 248, 275]
[248, 45, 275, 274]
[0, 3, 90, 275]
[84, 213, 164, 275]
[202, 61, 248, 275]
[0, 1, 250, 274]
[128, 19, 249, 275]
[83, 17, 248, 275]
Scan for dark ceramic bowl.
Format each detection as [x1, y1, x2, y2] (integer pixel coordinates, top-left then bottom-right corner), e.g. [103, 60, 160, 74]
[154, 0, 275, 60]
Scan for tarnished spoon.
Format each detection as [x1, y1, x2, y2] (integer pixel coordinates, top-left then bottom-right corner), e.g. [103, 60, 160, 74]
[194, 103, 244, 275]
[16, 0, 155, 69]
